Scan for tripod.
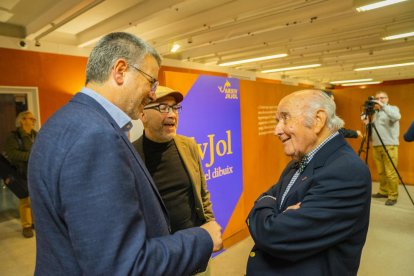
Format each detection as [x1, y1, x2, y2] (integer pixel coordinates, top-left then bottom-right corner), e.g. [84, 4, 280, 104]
[359, 114, 414, 207]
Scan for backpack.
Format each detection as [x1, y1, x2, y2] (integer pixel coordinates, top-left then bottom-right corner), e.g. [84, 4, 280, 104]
[0, 131, 29, 199]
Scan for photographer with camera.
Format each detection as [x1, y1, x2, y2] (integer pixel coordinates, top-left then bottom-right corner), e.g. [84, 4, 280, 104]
[362, 91, 401, 206]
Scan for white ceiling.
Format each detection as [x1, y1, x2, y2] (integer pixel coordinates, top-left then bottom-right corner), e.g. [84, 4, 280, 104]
[1, 0, 413, 87]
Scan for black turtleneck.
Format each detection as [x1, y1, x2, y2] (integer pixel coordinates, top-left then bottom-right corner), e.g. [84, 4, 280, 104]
[143, 135, 202, 232]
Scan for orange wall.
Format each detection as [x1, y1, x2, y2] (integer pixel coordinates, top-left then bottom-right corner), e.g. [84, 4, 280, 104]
[239, 80, 297, 213]
[0, 48, 87, 124]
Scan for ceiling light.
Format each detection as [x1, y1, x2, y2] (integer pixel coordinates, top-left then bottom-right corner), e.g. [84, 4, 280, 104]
[382, 31, 414, 40]
[341, 81, 382, 86]
[218, 54, 288, 66]
[355, 0, 407, 12]
[261, 64, 321, 73]
[330, 78, 373, 84]
[170, 43, 180, 53]
[355, 61, 414, 71]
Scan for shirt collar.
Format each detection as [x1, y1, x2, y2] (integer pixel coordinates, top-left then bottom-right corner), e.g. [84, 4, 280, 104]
[304, 131, 339, 162]
[80, 87, 131, 131]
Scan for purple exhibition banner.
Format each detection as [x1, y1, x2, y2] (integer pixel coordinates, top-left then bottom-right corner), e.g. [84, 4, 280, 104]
[178, 76, 243, 235]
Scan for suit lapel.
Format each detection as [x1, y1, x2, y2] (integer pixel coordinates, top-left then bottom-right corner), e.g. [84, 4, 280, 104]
[280, 134, 347, 209]
[276, 161, 298, 209]
[72, 93, 169, 217]
[174, 136, 202, 198]
[282, 169, 311, 209]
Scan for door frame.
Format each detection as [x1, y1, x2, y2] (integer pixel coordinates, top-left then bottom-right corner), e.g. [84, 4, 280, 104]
[0, 86, 41, 130]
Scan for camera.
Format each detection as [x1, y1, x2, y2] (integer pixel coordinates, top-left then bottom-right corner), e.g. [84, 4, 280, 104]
[363, 96, 376, 116]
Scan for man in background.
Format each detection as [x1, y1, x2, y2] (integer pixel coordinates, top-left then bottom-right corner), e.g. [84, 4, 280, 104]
[5, 111, 37, 238]
[246, 90, 371, 275]
[28, 32, 222, 275]
[134, 85, 216, 275]
[323, 90, 362, 138]
[366, 91, 401, 206]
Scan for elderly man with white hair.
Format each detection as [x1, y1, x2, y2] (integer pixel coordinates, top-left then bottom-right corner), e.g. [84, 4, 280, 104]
[246, 90, 372, 276]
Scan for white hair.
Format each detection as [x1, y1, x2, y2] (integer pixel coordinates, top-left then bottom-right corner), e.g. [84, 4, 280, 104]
[15, 111, 33, 127]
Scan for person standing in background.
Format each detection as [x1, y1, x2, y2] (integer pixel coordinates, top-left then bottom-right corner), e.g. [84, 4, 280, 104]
[366, 91, 401, 206]
[403, 120, 414, 142]
[323, 90, 362, 138]
[5, 111, 37, 238]
[134, 85, 216, 276]
[28, 32, 222, 275]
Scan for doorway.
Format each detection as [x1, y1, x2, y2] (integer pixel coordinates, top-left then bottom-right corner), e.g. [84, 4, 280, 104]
[0, 86, 40, 221]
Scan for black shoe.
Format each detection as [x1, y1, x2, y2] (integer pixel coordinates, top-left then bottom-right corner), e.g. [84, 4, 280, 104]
[385, 199, 397, 206]
[372, 193, 387, 198]
[22, 227, 34, 238]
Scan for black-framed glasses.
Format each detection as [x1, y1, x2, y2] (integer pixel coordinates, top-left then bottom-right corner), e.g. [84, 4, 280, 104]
[144, 103, 182, 114]
[129, 64, 158, 94]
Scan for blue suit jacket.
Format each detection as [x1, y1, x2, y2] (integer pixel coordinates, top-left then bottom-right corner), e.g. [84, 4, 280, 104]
[28, 93, 212, 275]
[246, 134, 371, 276]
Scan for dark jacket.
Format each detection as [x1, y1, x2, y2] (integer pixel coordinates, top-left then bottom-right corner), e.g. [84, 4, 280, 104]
[28, 92, 212, 275]
[339, 127, 358, 138]
[246, 134, 371, 276]
[5, 127, 37, 177]
[404, 121, 414, 142]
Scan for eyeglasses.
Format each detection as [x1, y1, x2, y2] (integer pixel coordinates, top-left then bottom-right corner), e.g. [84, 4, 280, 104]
[129, 64, 158, 94]
[24, 117, 36, 122]
[144, 103, 182, 114]
[375, 96, 388, 100]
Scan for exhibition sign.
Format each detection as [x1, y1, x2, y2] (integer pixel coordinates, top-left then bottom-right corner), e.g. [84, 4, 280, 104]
[178, 76, 243, 234]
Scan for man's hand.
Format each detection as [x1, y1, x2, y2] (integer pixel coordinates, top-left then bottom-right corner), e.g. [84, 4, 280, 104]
[357, 130, 363, 138]
[284, 202, 301, 212]
[201, 221, 223, 252]
[361, 113, 369, 125]
[371, 99, 383, 110]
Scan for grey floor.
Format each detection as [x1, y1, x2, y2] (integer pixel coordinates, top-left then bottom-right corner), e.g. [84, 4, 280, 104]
[1, 182, 413, 276]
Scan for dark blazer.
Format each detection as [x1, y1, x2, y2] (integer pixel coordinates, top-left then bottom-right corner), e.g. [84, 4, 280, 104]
[28, 92, 212, 275]
[134, 134, 215, 223]
[246, 134, 371, 276]
[339, 127, 358, 138]
[404, 120, 414, 142]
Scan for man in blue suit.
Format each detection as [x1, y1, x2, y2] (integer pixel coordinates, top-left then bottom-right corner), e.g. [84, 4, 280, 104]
[246, 90, 371, 276]
[28, 32, 222, 275]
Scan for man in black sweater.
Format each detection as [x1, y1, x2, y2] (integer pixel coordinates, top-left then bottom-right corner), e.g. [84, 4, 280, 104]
[133, 86, 217, 276]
